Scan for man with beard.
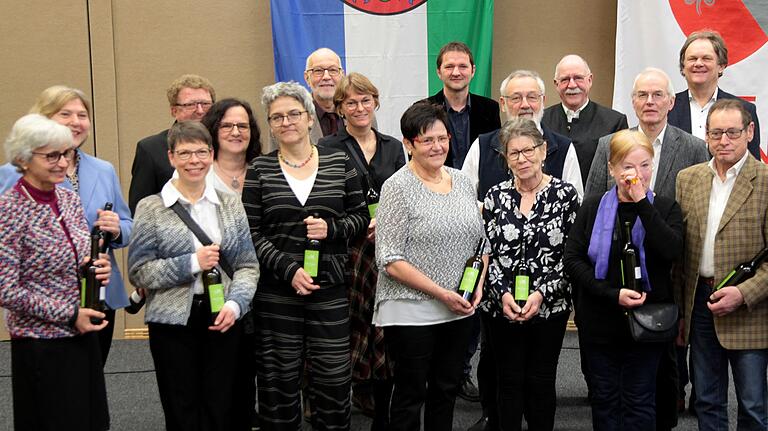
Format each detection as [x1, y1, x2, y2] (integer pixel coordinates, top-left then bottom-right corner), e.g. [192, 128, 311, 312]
[542, 54, 629, 184]
[305, 48, 345, 144]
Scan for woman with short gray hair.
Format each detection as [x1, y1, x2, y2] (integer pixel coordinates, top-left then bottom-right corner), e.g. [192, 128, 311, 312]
[243, 81, 369, 430]
[0, 113, 113, 430]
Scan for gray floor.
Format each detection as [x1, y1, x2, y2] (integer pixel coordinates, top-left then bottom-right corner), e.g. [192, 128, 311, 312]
[0, 332, 736, 430]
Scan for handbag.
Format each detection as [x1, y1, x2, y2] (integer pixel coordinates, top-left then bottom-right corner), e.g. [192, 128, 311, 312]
[627, 303, 678, 343]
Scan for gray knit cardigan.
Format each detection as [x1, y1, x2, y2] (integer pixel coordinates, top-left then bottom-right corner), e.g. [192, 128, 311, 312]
[128, 191, 259, 325]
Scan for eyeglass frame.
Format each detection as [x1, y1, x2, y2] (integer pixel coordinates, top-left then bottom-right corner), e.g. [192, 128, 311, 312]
[412, 135, 451, 147]
[501, 93, 543, 105]
[219, 122, 250, 133]
[268, 110, 308, 127]
[706, 127, 746, 141]
[507, 142, 544, 161]
[172, 148, 212, 160]
[305, 67, 343, 78]
[31, 148, 77, 164]
[173, 101, 213, 111]
[342, 97, 375, 111]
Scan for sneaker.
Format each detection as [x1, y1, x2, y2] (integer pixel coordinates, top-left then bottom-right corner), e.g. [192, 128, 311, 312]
[457, 375, 480, 402]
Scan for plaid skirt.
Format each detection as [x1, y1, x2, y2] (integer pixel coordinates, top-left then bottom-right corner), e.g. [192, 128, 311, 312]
[348, 233, 393, 382]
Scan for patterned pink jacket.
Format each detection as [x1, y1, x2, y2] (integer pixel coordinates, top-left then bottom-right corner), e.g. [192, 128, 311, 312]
[0, 184, 89, 338]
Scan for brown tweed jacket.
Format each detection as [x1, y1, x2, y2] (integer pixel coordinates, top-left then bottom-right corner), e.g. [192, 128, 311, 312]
[676, 155, 768, 349]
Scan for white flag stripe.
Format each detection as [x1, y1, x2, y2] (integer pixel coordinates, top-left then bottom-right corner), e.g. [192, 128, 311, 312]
[344, 5, 429, 140]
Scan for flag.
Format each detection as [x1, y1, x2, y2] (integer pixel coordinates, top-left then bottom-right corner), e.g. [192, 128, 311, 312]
[613, 0, 768, 160]
[270, 0, 494, 138]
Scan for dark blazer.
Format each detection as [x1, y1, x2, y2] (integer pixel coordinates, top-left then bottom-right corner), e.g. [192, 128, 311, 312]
[585, 125, 709, 200]
[542, 100, 629, 184]
[128, 128, 173, 214]
[668, 88, 761, 159]
[424, 89, 500, 168]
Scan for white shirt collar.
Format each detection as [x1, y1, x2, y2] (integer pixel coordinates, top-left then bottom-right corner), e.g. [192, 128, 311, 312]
[161, 178, 221, 208]
[707, 149, 750, 180]
[562, 99, 590, 122]
[639, 123, 668, 147]
[688, 87, 718, 105]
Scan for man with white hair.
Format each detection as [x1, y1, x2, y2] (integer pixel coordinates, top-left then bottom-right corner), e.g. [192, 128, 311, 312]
[542, 54, 629, 184]
[305, 48, 345, 144]
[585, 67, 708, 199]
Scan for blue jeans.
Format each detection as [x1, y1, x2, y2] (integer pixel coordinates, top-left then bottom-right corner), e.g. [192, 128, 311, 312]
[584, 340, 664, 431]
[690, 280, 768, 431]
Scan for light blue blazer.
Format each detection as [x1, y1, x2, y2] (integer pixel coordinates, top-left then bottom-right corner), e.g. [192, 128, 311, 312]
[0, 150, 133, 308]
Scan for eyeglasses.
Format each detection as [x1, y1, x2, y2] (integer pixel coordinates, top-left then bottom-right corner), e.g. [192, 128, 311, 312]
[306, 67, 342, 78]
[413, 135, 450, 146]
[32, 148, 76, 164]
[268, 110, 307, 126]
[501, 93, 542, 105]
[343, 97, 374, 111]
[632, 91, 667, 102]
[556, 75, 587, 86]
[173, 148, 212, 160]
[507, 143, 543, 161]
[219, 122, 250, 133]
[174, 101, 213, 111]
[707, 128, 745, 140]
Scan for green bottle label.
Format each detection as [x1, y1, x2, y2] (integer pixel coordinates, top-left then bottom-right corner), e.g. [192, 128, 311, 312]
[304, 249, 319, 277]
[514, 275, 529, 301]
[208, 283, 224, 313]
[459, 267, 479, 294]
[368, 202, 379, 218]
[80, 277, 86, 308]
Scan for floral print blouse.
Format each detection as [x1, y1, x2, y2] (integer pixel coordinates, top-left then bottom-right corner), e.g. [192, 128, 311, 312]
[481, 177, 580, 320]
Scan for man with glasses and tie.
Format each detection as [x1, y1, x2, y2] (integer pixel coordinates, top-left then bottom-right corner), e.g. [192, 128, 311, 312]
[128, 74, 216, 214]
[542, 54, 628, 185]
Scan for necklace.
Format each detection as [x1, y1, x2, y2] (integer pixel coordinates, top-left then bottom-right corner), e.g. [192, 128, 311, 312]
[215, 162, 247, 190]
[279, 145, 315, 169]
[517, 174, 544, 194]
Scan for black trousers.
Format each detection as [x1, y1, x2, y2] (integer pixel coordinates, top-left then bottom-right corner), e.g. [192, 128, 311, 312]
[148, 297, 241, 431]
[231, 311, 258, 431]
[487, 312, 569, 431]
[384, 316, 474, 431]
[254, 287, 351, 431]
[477, 309, 499, 430]
[97, 308, 116, 365]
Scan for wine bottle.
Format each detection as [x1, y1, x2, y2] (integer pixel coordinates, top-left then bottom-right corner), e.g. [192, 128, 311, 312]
[514, 241, 530, 308]
[81, 231, 105, 324]
[457, 238, 486, 301]
[711, 245, 768, 302]
[203, 267, 225, 323]
[304, 213, 321, 277]
[124, 290, 145, 314]
[98, 202, 114, 253]
[620, 221, 642, 292]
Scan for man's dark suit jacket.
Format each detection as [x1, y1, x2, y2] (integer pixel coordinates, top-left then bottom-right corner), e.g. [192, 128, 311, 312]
[668, 88, 761, 159]
[542, 100, 628, 184]
[425, 89, 500, 168]
[128, 129, 173, 214]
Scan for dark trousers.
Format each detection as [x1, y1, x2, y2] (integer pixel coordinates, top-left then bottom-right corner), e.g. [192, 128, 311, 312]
[385, 316, 473, 431]
[584, 340, 664, 431]
[655, 341, 680, 430]
[97, 308, 116, 365]
[232, 311, 257, 431]
[462, 311, 482, 376]
[148, 297, 241, 431]
[254, 287, 351, 431]
[477, 310, 499, 430]
[487, 312, 569, 431]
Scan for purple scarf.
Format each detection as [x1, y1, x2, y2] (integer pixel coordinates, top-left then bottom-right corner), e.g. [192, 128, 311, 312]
[587, 186, 653, 292]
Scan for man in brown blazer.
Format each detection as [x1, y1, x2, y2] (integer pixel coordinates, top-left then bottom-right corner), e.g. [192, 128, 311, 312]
[676, 99, 768, 431]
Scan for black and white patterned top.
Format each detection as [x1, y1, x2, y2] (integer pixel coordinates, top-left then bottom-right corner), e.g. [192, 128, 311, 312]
[481, 177, 580, 320]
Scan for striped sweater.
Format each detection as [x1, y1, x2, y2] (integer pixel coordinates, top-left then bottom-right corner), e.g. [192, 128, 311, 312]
[0, 185, 89, 339]
[242, 146, 369, 292]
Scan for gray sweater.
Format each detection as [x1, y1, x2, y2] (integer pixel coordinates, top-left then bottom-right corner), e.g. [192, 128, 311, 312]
[375, 166, 486, 303]
[128, 191, 259, 325]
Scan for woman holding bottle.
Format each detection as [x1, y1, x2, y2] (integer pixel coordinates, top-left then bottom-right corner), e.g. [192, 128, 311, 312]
[373, 102, 488, 431]
[0, 85, 132, 363]
[318, 72, 405, 430]
[481, 118, 580, 431]
[0, 114, 112, 430]
[564, 129, 683, 430]
[242, 81, 369, 430]
[128, 121, 259, 431]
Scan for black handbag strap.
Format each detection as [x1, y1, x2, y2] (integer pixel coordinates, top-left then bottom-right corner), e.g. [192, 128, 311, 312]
[343, 139, 375, 190]
[170, 201, 234, 279]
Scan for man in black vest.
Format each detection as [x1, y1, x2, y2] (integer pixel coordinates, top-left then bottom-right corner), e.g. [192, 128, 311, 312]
[424, 41, 500, 169]
[462, 69, 582, 431]
[542, 54, 629, 185]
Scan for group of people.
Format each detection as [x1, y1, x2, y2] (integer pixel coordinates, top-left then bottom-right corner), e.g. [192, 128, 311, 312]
[0, 29, 766, 431]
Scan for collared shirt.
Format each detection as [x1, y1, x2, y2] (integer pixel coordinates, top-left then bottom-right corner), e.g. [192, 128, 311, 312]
[562, 99, 590, 123]
[689, 88, 718, 140]
[699, 150, 750, 277]
[444, 96, 471, 169]
[639, 124, 668, 190]
[313, 100, 339, 137]
[160, 179, 240, 317]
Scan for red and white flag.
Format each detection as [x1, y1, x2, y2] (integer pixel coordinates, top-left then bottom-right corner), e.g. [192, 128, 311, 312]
[613, 0, 768, 160]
